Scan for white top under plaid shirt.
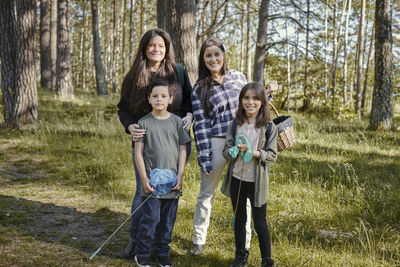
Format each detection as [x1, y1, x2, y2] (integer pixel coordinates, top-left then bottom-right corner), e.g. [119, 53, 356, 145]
[192, 69, 247, 173]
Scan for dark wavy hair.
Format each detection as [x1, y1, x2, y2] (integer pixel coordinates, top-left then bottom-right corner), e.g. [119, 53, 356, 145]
[120, 28, 177, 113]
[236, 82, 272, 128]
[196, 37, 228, 115]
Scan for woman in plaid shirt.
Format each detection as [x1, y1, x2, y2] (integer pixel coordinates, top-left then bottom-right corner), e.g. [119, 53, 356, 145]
[190, 37, 252, 255]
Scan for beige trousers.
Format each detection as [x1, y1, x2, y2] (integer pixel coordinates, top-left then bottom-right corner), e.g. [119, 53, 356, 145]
[193, 137, 252, 248]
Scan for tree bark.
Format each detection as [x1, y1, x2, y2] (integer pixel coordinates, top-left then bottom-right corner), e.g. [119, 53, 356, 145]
[91, 0, 108, 95]
[50, 0, 57, 91]
[157, 0, 197, 85]
[246, 0, 251, 81]
[0, 1, 17, 125]
[56, 0, 74, 98]
[361, 22, 375, 113]
[40, 0, 51, 89]
[0, 0, 38, 127]
[343, 0, 352, 104]
[355, 0, 366, 116]
[253, 0, 270, 84]
[302, 0, 310, 110]
[129, 0, 135, 64]
[369, 0, 393, 130]
[80, 0, 88, 90]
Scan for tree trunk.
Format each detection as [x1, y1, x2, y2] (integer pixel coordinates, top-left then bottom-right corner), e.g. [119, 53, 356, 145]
[355, 0, 366, 116]
[246, 0, 251, 81]
[80, 0, 88, 90]
[40, 0, 51, 89]
[302, 0, 310, 110]
[253, 0, 270, 84]
[91, 0, 108, 95]
[343, 0, 352, 104]
[56, 0, 74, 98]
[240, 1, 245, 73]
[50, 0, 57, 91]
[324, 0, 328, 98]
[157, 0, 197, 85]
[122, 0, 127, 75]
[369, 0, 393, 130]
[330, 0, 347, 109]
[0, 0, 38, 127]
[0, 1, 17, 126]
[361, 22, 375, 113]
[129, 0, 135, 64]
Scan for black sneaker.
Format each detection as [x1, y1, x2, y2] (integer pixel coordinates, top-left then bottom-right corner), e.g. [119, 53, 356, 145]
[230, 250, 249, 267]
[123, 240, 135, 259]
[261, 257, 274, 267]
[157, 255, 172, 267]
[134, 255, 151, 267]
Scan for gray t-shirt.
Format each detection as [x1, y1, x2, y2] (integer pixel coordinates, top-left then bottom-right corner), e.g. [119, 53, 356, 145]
[138, 113, 191, 199]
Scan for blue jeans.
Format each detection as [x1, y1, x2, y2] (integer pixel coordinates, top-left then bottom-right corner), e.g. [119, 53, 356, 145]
[135, 197, 179, 257]
[128, 142, 191, 244]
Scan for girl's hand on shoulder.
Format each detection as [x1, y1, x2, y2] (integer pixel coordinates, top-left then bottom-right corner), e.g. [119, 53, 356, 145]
[253, 150, 261, 159]
[128, 124, 146, 141]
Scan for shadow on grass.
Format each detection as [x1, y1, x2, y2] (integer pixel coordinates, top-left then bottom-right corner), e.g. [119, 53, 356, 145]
[0, 195, 231, 267]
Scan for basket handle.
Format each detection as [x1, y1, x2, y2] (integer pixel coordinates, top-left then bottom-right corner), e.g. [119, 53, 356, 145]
[269, 102, 280, 117]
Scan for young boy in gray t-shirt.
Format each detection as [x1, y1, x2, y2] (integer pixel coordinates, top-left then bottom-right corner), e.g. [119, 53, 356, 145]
[134, 77, 191, 267]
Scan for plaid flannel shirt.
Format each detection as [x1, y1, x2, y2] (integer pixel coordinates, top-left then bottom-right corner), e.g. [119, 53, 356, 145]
[192, 69, 247, 173]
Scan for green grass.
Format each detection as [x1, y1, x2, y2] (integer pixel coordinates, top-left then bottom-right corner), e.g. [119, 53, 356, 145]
[0, 88, 399, 266]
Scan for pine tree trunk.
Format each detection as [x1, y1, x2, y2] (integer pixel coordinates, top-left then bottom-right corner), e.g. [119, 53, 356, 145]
[343, 0, 352, 104]
[129, 0, 135, 64]
[0, 0, 38, 127]
[361, 22, 375, 113]
[40, 0, 51, 89]
[80, 0, 88, 90]
[246, 0, 251, 81]
[302, 0, 310, 110]
[253, 0, 270, 84]
[50, 0, 57, 91]
[157, 0, 197, 85]
[369, 0, 393, 130]
[0, 1, 17, 126]
[355, 0, 366, 115]
[91, 0, 108, 95]
[56, 0, 74, 98]
[324, 0, 328, 98]
[122, 0, 127, 75]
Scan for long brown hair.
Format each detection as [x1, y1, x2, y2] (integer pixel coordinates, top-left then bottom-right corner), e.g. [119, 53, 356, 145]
[236, 82, 272, 128]
[196, 37, 228, 115]
[121, 28, 176, 113]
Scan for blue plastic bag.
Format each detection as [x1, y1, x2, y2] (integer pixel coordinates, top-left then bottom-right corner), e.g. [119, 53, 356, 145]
[149, 169, 177, 196]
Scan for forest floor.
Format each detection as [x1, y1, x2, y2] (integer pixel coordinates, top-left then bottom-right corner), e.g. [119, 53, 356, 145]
[0, 89, 399, 266]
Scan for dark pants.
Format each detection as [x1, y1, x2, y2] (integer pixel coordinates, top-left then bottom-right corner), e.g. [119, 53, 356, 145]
[134, 197, 179, 257]
[128, 142, 191, 245]
[230, 176, 272, 261]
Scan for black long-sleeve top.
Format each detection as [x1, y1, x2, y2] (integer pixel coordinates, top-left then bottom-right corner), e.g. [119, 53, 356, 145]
[117, 68, 193, 135]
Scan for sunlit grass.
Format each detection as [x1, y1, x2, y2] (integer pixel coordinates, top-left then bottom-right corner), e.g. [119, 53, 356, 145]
[0, 88, 399, 266]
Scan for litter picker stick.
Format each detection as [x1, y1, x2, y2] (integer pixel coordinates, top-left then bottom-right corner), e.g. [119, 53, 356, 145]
[232, 163, 245, 228]
[89, 194, 153, 260]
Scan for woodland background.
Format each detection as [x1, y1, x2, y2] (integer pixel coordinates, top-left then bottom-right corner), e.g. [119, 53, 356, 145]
[0, 0, 399, 267]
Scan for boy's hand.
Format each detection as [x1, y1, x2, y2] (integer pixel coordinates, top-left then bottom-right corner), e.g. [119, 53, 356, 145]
[237, 144, 248, 152]
[142, 179, 154, 194]
[172, 175, 183, 191]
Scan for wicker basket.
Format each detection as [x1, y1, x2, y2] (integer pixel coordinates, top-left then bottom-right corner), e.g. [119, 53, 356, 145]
[269, 102, 296, 151]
